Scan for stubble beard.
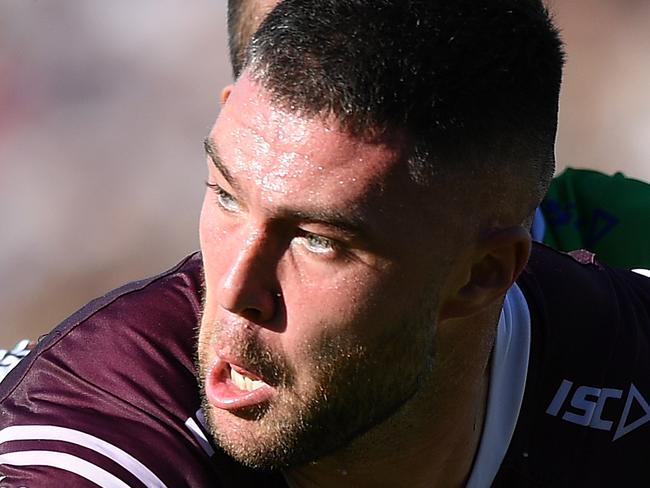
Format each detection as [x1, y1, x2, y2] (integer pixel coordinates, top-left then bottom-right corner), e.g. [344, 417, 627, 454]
[197, 306, 436, 470]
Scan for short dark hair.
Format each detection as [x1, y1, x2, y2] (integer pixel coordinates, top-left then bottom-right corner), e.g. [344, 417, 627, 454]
[227, 0, 277, 79]
[227, 0, 249, 78]
[246, 0, 565, 212]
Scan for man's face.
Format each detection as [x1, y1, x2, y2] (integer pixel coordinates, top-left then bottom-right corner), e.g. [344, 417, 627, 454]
[198, 75, 455, 468]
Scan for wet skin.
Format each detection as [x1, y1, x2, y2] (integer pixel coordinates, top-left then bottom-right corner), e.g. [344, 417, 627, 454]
[196, 72, 463, 462]
[196, 73, 527, 487]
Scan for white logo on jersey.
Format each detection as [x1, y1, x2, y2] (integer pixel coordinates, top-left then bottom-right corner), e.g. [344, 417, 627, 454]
[546, 379, 650, 441]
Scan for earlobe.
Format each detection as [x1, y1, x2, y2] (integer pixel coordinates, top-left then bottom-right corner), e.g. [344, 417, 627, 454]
[438, 226, 532, 321]
[220, 85, 234, 105]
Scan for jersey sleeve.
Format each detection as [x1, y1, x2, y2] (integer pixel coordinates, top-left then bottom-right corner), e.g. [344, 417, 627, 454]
[0, 253, 229, 487]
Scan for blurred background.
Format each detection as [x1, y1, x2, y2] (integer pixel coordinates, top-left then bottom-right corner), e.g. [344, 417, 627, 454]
[1, 1, 649, 345]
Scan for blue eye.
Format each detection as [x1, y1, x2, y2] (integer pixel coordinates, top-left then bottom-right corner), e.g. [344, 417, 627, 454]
[300, 233, 336, 254]
[207, 182, 240, 212]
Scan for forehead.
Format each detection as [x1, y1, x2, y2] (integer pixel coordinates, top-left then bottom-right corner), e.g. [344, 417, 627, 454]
[207, 75, 466, 266]
[210, 75, 408, 203]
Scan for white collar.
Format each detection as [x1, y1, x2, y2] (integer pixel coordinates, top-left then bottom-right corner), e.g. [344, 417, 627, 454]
[465, 283, 531, 488]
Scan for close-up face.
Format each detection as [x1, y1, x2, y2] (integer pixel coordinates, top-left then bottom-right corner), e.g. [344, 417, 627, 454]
[197, 74, 460, 469]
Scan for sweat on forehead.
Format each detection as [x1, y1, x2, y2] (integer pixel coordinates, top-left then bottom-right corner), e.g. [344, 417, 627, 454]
[219, 73, 408, 153]
[210, 73, 409, 199]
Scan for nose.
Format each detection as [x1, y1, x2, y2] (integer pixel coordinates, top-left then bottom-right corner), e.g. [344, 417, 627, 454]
[219, 228, 280, 323]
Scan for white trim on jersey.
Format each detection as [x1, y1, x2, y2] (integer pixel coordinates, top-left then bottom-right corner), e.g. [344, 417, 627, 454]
[0, 451, 132, 488]
[0, 339, 31, 383]
[632, 269, 650, 278]
[185, 412, 215, 457]
[0, 425, 168, 488]
[465, 283, 532, 488]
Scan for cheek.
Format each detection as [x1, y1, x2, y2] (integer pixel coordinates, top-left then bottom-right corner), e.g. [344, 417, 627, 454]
[199, 192, 221, 249]
[279, 269, 388, 351]
[199, 194, 229, 310]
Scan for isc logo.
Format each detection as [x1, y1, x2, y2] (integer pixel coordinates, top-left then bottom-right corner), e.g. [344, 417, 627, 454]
[546, 379, 650, 441]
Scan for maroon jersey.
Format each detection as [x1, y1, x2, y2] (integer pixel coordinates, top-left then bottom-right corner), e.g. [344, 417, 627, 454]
[0, 253, 284, 487]
[495, 245, 650, 486]
[1, 245, 650, 486]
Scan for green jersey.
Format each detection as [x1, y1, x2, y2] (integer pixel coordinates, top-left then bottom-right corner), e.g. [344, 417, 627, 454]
[541, 168, 650, 269]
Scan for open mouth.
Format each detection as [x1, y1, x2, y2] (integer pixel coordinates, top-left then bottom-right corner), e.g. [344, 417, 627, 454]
[228, 363, 267, 392]
[205, 357, 276, 411]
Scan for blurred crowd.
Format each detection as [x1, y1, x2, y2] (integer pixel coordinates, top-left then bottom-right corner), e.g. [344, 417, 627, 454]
[1, 0, 649, 344]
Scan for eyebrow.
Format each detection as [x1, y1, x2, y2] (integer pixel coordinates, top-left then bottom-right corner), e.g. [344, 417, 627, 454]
[203, 137, 241, 193]
[288, 207, 370, 240]
[202, 137, 370, 240]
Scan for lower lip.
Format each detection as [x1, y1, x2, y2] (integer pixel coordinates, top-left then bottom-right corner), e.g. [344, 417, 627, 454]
[205, 358, 276, 410]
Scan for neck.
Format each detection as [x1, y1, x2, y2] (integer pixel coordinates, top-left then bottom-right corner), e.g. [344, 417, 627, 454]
[284, 307, 499, 488]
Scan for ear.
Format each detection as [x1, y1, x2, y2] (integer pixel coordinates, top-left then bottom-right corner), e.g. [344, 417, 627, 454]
[438, 226, 531, 322]
[220, 84, 234, 104]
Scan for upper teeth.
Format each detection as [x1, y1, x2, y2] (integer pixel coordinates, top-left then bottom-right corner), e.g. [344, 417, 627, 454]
[230, 367, 266, 392]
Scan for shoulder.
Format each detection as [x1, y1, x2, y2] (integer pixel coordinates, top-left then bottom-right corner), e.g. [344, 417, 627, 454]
[519, 243, 650, 335]
[0, 253, 224, 486]
[497, 244, 650, 486]
[1, 252, 205, 402]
